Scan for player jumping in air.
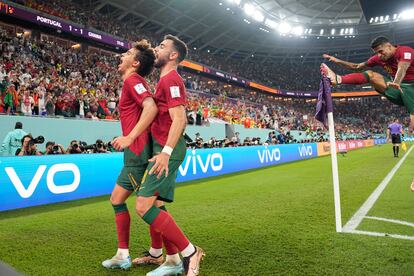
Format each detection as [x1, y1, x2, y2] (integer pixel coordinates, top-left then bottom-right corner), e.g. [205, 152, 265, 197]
[321, 36, 414, 133]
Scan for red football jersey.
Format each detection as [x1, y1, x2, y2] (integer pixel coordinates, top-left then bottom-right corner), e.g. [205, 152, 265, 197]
[367, 45, 414, 81]
[119, 72, 152, 155]
[151, 70, 186, 146]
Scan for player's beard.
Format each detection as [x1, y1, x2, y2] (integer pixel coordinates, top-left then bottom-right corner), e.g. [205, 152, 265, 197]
[154, 58, 166, 68]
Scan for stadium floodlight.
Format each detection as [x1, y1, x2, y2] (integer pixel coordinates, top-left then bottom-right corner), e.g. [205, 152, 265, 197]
[369, 17, 374, 23]
[379, 16, 384, 22]
[320, 29, 324, 35]
[374, 16, 379, 22]
[344, 28, 349, 34]
[340, 28, 344, 35]
[292, 26, 304, 36]
[264, 18, 278, 29]
[400, 9, 414, 20]
[385, 15, 389, 21]
[278, 22, 291, 34]
[253, 10, 264, 22]
[331, 28, 335, 35]
[227, 0, 241, 5]
[244, 3, 255, 16]
[393, 13, 398, 20]
[349, 28, 354, 34]
[308, 28, 312, 34]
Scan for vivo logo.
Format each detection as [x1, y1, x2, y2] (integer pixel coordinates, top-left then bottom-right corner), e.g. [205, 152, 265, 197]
[258, 147, 281, 163]
[4, 163, 81, 198]
[298, 144, 313, 157]
[179, 150, 223, 176]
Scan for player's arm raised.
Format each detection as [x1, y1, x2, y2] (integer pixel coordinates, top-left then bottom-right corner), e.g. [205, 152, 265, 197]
[322, 54, 368, 71]
[395, 61, 411, 84]
[149, 105, 186, 179]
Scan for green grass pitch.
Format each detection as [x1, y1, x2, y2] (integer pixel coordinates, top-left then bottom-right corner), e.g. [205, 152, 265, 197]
[0, 144, 413, 275]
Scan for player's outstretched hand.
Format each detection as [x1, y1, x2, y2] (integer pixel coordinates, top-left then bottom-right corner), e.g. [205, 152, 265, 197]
[149, 153, 170, 179]
[411, 180, 414, 192]
[322, 54, 338, 63]
[112, 136, 133, 151]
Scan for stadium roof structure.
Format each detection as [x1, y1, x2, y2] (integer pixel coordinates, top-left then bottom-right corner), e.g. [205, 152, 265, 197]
[84, 0, 414, 64]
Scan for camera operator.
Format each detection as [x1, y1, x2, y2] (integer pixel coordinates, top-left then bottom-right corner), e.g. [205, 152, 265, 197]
[16, 135, 43, 156]
[93, 139, 110, 153]
[67, 140, 83, 154]
[44, 141, 66, 155]
[208, 137, 217, 148]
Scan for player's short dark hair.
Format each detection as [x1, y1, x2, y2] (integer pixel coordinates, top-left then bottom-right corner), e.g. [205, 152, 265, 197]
[132, 39, 156, 77]
[164, 34, 188, 63]
[371, 36, 390, 49]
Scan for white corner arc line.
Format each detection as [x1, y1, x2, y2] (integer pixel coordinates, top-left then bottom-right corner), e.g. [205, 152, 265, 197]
[365, 216, 414, 228]
[345, 229, 414, 241]
[343, 146, 414, 232]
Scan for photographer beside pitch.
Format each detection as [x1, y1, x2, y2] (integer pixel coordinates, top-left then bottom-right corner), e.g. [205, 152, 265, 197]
[15, 134, 43, 156]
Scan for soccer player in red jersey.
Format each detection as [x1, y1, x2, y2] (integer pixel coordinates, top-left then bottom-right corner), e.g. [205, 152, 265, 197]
[102, 40, 158, 270]
[133, 35, 204, 276]
[321, 36, 414, 132]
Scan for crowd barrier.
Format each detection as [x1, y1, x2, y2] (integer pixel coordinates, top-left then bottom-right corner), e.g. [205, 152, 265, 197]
[0, 139, 385, 212]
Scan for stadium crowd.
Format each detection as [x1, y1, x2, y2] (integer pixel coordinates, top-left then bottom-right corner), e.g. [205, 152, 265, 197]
[10, 0, 370, 91]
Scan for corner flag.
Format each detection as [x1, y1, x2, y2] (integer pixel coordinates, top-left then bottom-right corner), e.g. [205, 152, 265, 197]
[315, 75, 342, 233]
[315, 76, 333, 128]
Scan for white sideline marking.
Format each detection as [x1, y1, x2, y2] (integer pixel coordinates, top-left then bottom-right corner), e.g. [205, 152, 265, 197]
[365, 216, 414, 228]
[342, 146, 414, 232]
[345, 229, 414, 241]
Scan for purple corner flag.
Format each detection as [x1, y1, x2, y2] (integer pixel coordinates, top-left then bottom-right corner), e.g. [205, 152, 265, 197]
[315, 76, 333, 128]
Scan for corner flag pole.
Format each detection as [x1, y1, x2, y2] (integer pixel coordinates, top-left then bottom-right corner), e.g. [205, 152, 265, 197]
[327, 112, 342, 232]
[315, 74, 342, 233]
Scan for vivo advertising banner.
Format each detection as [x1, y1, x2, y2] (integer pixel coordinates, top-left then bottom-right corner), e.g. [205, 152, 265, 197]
[317, 139, 383, 156]
[0, 143, 317, 212]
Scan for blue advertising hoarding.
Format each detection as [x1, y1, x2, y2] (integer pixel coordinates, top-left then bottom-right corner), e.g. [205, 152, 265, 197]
[0, 143, 317, 212]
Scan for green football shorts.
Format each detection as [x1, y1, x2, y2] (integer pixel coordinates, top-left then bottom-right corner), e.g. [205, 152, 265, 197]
[137, 159, 183, 203]
[382, 76, 414, 114]
[116, 147, 151, 194]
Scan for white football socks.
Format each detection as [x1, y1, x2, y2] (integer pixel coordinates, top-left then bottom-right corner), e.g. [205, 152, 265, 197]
[181, 243, 196, 258]
[149, 247, 163, 257]
[116, 248, 130, 259]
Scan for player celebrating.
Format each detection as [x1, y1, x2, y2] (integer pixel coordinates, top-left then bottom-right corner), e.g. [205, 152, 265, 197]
[101, 40, 158, 270]
[321, 36, 414, 132]
[133, 35, 205, 276]
[386, 119, 404, 157]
